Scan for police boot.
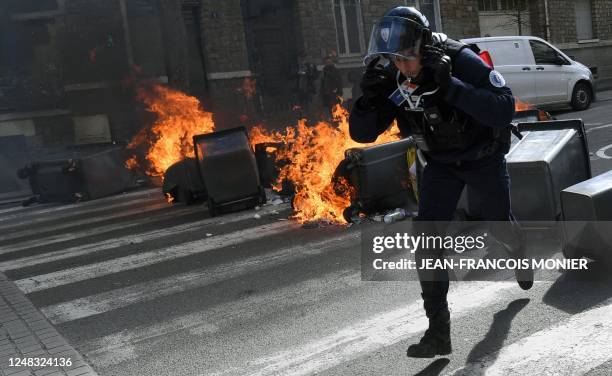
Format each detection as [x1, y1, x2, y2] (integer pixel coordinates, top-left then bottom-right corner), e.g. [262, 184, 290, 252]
[511, 231, 534, 291]
[514, 255, 534, 290]
[406, 308, 451, 358]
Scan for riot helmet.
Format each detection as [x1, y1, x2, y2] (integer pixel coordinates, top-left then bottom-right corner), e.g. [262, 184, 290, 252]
[365, 6, 433, 64]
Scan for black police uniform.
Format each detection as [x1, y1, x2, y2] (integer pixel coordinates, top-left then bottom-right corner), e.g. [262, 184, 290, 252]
[349, 34, 525, 357]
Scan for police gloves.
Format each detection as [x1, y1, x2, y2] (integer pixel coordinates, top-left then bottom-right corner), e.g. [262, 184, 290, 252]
[359, 57, 396, 109]
[421, 45, 452, 94]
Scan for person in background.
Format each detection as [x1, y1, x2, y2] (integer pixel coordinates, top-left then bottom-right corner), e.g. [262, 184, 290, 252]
[320, 56, 343, 114]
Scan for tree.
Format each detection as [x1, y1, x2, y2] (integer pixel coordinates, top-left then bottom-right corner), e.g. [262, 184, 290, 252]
[498, 0, 531, 36]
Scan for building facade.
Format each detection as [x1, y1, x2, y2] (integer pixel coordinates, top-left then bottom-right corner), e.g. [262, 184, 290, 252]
[0, 0, 611, 150]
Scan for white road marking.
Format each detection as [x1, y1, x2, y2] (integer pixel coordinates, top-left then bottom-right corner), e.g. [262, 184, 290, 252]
[449, 302, 612, 376]
[0, 204, 290, 270]
[207, 281, 518, 376]
[15, 221, 298, 293]
[0, 200, 170, 243]
[0, 188, 159, 222]
[0, 203, 60, 215]
[586, 123, 612, 133]
[42, 232, 358, 324]
[79, 270, 362, 369]
[0, 204, 199, 254]
[595, 143, 612, 160]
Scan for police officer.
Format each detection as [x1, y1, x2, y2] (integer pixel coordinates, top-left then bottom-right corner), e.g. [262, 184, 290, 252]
[348, 7, 534, 358]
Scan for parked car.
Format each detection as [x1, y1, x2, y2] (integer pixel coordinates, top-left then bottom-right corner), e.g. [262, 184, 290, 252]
[461, 36, 595, 111]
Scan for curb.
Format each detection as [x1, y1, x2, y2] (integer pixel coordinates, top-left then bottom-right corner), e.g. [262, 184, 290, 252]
[0, 272, 99, 376]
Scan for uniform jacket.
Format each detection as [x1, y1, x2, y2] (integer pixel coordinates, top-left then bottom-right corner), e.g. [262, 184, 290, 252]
[349, 35, 516, 162]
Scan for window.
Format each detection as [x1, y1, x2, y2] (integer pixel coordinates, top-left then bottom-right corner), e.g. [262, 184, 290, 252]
[484, 40, 529, 65]
[574, 0, 594, 40]
[332, 0, 365, 56]
[529, 40, 562, 65]
[479, 0, 526, 11]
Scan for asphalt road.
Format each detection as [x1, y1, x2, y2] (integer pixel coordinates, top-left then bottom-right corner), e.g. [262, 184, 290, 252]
[552, 89, 612, 176]
[1, 94, 612, 376]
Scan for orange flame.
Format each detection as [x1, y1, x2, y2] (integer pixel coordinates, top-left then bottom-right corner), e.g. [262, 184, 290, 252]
[515, 96, 534, 112]
[250, 105, 399, 224]
[124, 155, 139, 170]
[127, 84, 215, 178]
[165, 192, 175, 204]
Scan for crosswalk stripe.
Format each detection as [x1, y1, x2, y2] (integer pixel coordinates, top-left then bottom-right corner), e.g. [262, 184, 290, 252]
[0, 203, 290, 271]
[207, 281, 518, 376]
[448, 302, 612, 376]
[0, 199, 169, 242]
[0, 203, 60, 215]
[79, 270, 362, 369]
[16, 221, 298, 294]
[41, 232, 358, 324]
[0, 204, 199, 254]
[0, 194, 164, 233]
[0, 188, 159, 222]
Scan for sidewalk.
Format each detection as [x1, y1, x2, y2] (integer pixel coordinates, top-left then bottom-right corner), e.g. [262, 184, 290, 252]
[0, 273, 98, 376]
[595, 88, 612, 101]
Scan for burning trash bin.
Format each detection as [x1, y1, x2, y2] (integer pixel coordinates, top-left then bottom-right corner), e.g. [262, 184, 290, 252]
[193, 127, 266, 216]
[162, 158, 207, 205]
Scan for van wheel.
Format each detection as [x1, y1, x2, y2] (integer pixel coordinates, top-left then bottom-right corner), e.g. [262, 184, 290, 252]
[571, 82, 592, 111]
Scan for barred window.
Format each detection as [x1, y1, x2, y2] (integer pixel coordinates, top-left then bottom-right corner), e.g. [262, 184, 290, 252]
[332, 0, 365, 56]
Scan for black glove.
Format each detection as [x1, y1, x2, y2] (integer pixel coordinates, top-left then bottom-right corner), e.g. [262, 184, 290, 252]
[421, 45, 452, 94]
[359, 57, 396, 108]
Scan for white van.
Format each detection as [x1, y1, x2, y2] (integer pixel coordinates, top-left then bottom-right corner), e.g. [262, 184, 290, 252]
[460, 36, 595, 111]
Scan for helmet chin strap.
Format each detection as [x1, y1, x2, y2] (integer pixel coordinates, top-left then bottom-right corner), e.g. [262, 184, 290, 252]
[396, 70, 439, 111]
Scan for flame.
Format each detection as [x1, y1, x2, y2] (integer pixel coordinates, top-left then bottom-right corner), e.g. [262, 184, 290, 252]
[127, 84, 215, 178]
[250, 104, 399, 224]
[165, 192, 175, 204]
[515, 96, 534, 111]
[125, 155, 139, 170]
[249, 125, 286, 146]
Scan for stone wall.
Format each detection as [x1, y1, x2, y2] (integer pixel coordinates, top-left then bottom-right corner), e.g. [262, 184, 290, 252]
[545, 0, 577, 43]
[198, 0, 252, 128]
[293, 0, 337, 64]
[439, 0, 480, 38]
[592, 0, 612, 40]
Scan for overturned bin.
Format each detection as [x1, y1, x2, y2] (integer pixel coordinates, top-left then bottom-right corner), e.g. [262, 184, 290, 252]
[507, 119, 591, 223]
[194, 127, 266, 216]
[561, 169, 612, 264]
[18, 146, 134, 203]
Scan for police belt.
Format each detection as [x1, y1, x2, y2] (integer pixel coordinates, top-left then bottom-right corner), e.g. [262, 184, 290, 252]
[410, 106, 478, 153]
[417, 123, 512, 163]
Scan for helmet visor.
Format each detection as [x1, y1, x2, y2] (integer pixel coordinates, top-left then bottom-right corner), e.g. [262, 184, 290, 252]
[365, 16, 424, 63]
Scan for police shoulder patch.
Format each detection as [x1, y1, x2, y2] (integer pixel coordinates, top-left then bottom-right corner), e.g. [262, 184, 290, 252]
[489, 70, 506, 88]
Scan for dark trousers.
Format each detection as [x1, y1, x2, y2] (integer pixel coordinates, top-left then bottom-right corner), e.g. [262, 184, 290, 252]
[415, 152, 516, 317]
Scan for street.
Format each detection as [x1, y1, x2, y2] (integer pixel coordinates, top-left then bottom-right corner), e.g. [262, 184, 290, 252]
[1, 93, 612, 376]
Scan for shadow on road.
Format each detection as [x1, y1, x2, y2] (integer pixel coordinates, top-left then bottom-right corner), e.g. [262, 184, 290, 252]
[542, 260, 612, 314]
[448, 298, 530, 376]
[412, 358, 450, 376]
